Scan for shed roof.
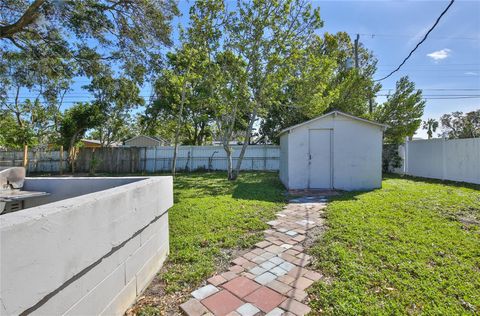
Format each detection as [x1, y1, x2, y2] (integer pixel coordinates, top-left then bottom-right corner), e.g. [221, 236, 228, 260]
[278, 111, 388, 136]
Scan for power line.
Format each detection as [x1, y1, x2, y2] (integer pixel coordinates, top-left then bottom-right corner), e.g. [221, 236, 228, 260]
[358, 33, 479, 41]
[379, 88, 480, 91]
[377, 94, 480, 97]
[375, 0, 455, 82]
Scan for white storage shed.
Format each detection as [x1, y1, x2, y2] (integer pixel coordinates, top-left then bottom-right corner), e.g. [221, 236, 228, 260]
[279, 111, 387, 191]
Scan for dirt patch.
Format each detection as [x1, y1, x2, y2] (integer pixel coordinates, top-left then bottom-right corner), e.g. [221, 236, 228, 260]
[126, 247, 252, 315]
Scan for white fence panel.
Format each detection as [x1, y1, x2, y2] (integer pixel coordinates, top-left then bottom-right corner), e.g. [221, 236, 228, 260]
[395, 138, 480, 184]
[144, 145, 280, 172]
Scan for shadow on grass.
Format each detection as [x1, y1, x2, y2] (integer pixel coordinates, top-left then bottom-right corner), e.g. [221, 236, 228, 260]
[171, 171, 287, 203]
[384, 172, 480, 191]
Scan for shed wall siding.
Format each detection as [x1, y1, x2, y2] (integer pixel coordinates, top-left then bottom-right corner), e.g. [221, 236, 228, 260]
[281, 114, 382, 191]
[332, 117, 382, 190]
[287, 116, 334, 189]
[279, 134, 289, 187]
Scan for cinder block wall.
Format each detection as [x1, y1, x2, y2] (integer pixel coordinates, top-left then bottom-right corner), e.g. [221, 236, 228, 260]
[0, 176, 173, 315]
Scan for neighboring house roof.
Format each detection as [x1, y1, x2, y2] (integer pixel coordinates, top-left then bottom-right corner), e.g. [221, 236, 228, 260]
[81, 139, 102, 145]
[124, 135, 167, 144]
[278, 110, 388, 136]
[80, 139, 121, 147]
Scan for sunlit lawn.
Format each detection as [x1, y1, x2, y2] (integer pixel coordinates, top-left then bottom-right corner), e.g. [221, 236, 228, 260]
[161, 172, 285, 292]
[308, 175, 480, 315]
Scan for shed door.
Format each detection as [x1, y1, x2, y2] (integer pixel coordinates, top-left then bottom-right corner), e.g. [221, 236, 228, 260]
[308, 129, 332, 189]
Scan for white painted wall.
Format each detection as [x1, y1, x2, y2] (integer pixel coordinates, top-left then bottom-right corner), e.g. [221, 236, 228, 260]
[281, 113, 383, 191]
[332, 116, 383, 191]
[279, 134, 289, 187]
[0, 176, 173, 315]
[395, 138, 480, 184]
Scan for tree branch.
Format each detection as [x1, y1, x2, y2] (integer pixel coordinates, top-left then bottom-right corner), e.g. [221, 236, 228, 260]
[0, 0, 46, 39]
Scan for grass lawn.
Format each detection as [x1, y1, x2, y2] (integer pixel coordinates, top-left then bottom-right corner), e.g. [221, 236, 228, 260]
[309, 175, 480, 315]
[160, 172, 285, 293]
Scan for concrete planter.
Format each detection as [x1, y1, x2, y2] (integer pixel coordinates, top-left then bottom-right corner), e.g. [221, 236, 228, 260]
[0, 176, 173, 315]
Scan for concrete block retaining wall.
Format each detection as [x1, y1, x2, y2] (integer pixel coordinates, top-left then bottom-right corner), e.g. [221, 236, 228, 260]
[0, 176, 173, 315]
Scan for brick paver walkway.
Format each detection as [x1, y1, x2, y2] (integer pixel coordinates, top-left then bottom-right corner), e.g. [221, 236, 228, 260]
[180, 196, 329, 316]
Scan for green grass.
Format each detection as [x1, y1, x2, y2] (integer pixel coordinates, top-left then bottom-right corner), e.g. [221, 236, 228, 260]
[161, 172, 285, 292]
[309, 175, 480, 315]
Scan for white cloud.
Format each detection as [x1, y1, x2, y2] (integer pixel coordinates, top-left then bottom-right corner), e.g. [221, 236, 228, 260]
[464, 71, 478, 76]
[426, 48, 451, 61]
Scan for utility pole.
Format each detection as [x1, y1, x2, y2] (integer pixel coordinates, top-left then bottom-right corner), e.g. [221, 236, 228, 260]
[354, 33, 374, 114]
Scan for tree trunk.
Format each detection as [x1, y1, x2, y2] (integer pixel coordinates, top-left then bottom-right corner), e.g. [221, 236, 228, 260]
[68, 130, 81, 174]
[232, 105, 258, 180]
[172, 77, 189, 177]
[224, 143, 234, 180]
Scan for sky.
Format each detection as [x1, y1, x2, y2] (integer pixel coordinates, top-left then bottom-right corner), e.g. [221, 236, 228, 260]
[171, 0, 480, 139]
[311, 0, 480, 138]
[14, 0, 480, 139]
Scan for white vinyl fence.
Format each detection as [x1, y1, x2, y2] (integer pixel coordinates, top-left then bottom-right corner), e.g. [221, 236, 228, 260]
[143, 145, 280, 172]
[395, 137, 480, 184]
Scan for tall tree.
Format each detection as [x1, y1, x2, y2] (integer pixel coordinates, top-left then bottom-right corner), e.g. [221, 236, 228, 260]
[213, 51, 249, 179]
[227, 0, 323, 179]
[260, 32, 380, 143]
[86, 76, 144, 146]
[0, 47, 72, 147]
[1, 0, 177, 81]
[374, 76, 425, 144]
[59, 102, 102, 172]
[1, 1, 177, 148]
[440, 110, 480, 139]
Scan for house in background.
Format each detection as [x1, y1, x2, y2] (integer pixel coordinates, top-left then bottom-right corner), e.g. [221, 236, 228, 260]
[279, 111, 387, 191]
[80, 139, 121, 148]
[80, 139, 102, 149]
[124, 135, 168, 147]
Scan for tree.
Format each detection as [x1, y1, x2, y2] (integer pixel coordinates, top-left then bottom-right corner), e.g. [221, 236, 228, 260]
[86, 76, 145, 146]
[59, 102, 102, 172]
[320, 32, 380, 115]
[1, 0, 178, 82]
[440, 110, 480, 139]
[213, 51, 250, 179]
[422, 118, 439, 139]
[374, 76, 425, 144]
[260, 32, 381, 143]
[0, 47, 71, 147]
[143, 46, 210, 175]
[1, 1, 178, 148]
[226, 0, 323, 179]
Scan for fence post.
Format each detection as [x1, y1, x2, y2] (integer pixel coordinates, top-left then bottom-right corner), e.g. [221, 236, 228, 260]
[264, 145, 267, 170]
[404, 137, 409, 175]
[442, 137, 446, 180]
[144, 147, 147, 173]
[59, 146, 64, 175]
[23, 145, 28, 171]
[190, 146, 194, 171]
[153, 146, 157, 173]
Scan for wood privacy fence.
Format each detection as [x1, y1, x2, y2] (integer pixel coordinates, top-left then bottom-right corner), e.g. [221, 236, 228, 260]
[0, 149, 68, 173]
[0, 145, 280, 173]
[394, 137, 480, 184]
